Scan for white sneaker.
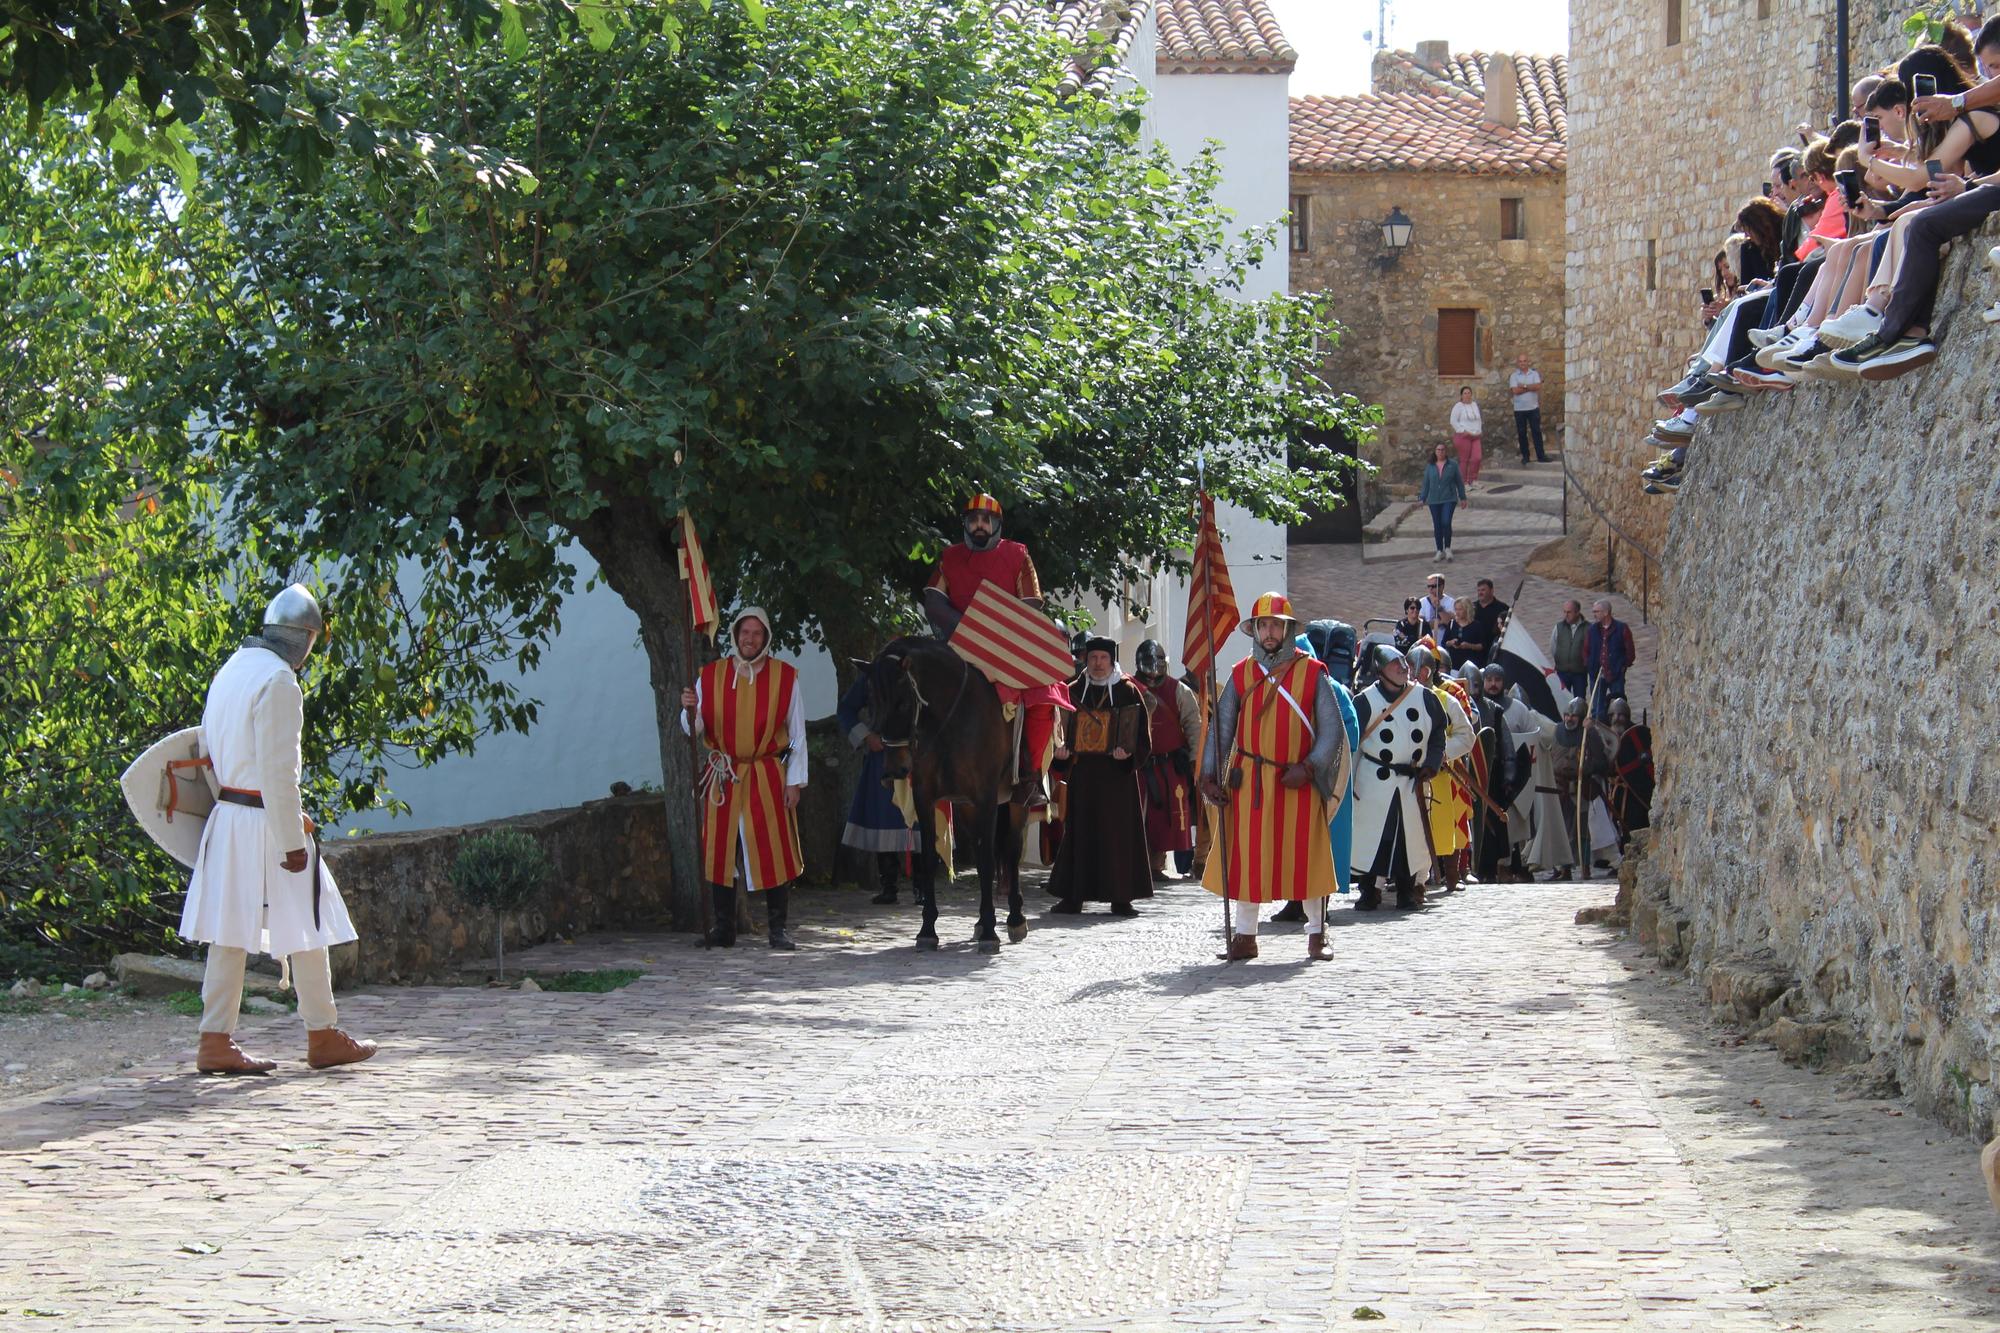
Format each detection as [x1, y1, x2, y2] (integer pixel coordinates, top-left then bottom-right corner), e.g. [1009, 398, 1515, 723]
[1747, 325, 1787, 349]
[1818, 305, 1882, 350]
[1754, 327, 1813, 370]
[1985, 300, 2000, 324]
[1444, 547, 1455, 562]
[1988, 244, 2000, 273]
[1433, 548, 1443, 562]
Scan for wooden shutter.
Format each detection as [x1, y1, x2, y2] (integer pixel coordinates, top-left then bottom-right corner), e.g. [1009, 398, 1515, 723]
[1437, 309, 1477, 377]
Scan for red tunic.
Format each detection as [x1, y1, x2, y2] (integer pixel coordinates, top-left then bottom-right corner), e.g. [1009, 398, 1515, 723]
[696, 658, 804, 891]
[1142, 677, 1195, 854]
[927, 540, 1069, 712]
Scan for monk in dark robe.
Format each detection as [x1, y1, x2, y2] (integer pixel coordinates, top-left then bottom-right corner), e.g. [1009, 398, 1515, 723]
[1048, 637, 1153, 916]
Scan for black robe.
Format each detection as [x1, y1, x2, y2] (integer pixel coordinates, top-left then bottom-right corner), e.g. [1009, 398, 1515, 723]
[1048, 675, 1154, 907]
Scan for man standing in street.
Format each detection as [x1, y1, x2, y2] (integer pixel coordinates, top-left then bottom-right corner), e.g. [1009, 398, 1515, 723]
[1133, 640, 1200, 880]
[1350, 645, 1448, 911]
[681, 607, 808, 950]
[1200, 594, 1350, 961]
[181, 584, 376, 1076]
[1509, 353, 1548, 463]
[1549, 600, 1589, 699]
[1419, 573, 1454, 629]
[1585, 599, 1637, 720]
[922, 494, 1065, 808]
[1049, 639, 1154, 916]
[1471, 578, 1510, 654]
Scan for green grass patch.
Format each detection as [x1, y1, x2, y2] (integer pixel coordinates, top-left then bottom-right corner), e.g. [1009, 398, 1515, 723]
[163, 990, 204, 1017]
[0, 989, 113, 1018]
[540, 968, 643, 993]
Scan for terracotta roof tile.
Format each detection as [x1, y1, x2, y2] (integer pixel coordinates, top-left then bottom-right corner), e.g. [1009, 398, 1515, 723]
[1428, 51, 1569, 138]
[1156, 0, 1298, 75]
[996, 0, 1148, 93]
[1289, 85, 1566, 175]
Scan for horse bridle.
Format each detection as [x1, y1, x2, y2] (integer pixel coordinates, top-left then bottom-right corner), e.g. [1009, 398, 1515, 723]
[880, 650, 971, 750]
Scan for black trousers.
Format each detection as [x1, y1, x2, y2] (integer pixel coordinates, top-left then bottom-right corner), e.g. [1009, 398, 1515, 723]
[709, 881, 788, 940]
[1881, 184, 2000, 341]
[1513, 409, 1546, 460]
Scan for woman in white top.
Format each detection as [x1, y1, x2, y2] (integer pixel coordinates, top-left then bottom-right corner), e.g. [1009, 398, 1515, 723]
[1449, 387, 1483, 487]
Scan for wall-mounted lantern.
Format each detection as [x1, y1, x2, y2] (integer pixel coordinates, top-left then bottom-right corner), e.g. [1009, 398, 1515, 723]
[1375, 206, 1414, 269]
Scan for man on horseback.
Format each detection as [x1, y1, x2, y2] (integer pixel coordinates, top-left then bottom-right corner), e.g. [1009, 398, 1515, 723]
[922, 494, 1064, 809]
[679, 608, 807, 950]
[1198, 593, 1351, 963]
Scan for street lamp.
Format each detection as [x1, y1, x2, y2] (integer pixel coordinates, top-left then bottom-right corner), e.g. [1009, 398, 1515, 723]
[1375, 207, 1414, 269]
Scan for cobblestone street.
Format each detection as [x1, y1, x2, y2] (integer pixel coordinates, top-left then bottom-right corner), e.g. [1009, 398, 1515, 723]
[6, 878, 1999, 1331]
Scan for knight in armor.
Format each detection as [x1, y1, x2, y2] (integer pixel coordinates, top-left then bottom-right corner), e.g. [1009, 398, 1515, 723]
[1605, 698, 1653, 846]
[1350, 645, 1449, 911]
[1548, 695, 1619, 880]
[1200, 593, 1351, 962]
[1408, 641, 1477, 894]
[1469, 664, 1521, 883]
[679, 608, 808, 949]
[1048, 639, 1154, 915]
[922, 494, 1066, 808]
[180, 585, 376, 1075]
[1133, 639, 1200, 879]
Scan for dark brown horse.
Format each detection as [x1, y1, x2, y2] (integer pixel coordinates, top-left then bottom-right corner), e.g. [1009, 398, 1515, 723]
[863, 637, 1030, 953]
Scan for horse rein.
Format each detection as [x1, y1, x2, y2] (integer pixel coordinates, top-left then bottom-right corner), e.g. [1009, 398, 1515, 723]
[880, 651, 970, 750]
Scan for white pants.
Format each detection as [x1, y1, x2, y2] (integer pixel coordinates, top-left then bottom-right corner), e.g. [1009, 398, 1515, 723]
[1234, 897, 1326, 936]
[200, 945, 337, 1034]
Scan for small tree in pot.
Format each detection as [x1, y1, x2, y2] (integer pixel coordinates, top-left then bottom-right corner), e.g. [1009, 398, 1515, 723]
[450, 829, 550, 980]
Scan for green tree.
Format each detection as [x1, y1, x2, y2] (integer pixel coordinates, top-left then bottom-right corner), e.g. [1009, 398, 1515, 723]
[0, 105, 543, 963]
[177, 0, 1370, 926]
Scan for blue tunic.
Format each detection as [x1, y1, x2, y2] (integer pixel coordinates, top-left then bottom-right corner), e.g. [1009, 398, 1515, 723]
[1299, 632, 1362, 891]
[837, 675, 917, 853]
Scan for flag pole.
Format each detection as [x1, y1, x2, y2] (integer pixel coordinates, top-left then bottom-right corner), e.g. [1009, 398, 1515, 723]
[676, 505, 717, 950]
[1196, 465, 1235, 959]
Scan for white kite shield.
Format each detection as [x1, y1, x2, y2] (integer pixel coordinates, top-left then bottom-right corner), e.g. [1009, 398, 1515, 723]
[120, 726, 218, 868]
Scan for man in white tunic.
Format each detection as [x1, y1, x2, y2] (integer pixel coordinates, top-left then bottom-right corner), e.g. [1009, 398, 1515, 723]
[181, 585, 376, 1075]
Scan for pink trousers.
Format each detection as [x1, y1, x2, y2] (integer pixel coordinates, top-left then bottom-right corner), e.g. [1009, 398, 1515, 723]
[1454, 432, 1482, 485]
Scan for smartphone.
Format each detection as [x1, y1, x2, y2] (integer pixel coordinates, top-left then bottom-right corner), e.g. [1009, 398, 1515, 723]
[1914, 73, 1938, 100]
[1700, 288, 1715, 304]
[1863, 114, 1880, 144]
[1926, 159, 1944, 179]
[1837, 168, 1864, 207]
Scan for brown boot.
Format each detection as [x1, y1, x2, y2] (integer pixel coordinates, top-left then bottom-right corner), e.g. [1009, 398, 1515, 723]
[1216, 934, 1259, 962]
[1307, 932, 1331, 961]
[196, 1032, 276, 1076]
[306, 1028, 379, 1070]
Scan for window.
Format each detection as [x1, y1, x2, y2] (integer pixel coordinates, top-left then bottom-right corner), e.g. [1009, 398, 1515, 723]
[1437, 308, 1477, 377]
[1500, 197, 1525, 240]
[1666, 0, 1681, 46]
[1646, 239, 1658, 292]
[1289, 194, 1310, 252]
[1757, 0, 1771, 17]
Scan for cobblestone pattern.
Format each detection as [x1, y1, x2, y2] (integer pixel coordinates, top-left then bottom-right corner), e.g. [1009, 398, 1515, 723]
[7, 873, 2000, 1330]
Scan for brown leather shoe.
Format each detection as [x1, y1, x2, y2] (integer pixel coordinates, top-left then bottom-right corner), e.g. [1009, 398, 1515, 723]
[1307, 932, 1331, 961]
[306, 1028, 379, 1069]
[1215, 934, 1259, 962]
[196, 1032, 276, 1076]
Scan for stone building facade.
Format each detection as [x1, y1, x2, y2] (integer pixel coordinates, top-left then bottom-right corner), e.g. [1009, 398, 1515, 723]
[1568, 0, 2000, 1135]
[1564, 0, 1906, 571]
[1290, 44, 1567, 504]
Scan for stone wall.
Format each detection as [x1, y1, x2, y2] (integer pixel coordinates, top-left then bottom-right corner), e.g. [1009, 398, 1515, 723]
[323, 720, 859, 985]
[1293, 168, 1565, 503]
[1638, 230, 2000, 1138]
[1565, 0, 1907, 590]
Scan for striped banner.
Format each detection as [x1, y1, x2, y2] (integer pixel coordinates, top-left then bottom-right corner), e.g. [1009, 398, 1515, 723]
[677, 509, 719, 636]
[949, 582, 1073, 690]
[1181, 492, 1239, 682]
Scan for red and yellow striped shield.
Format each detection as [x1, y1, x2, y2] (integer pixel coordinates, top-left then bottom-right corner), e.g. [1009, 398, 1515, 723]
[950, 582, 1073, 690]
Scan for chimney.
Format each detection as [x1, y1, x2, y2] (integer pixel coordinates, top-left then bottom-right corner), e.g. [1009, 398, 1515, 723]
[1483, 53, 1520, 129]
[1413, 39, 1450, 70]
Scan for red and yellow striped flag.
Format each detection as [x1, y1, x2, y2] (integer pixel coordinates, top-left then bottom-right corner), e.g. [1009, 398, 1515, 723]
[677, 509, 718, 636]
[1182, 492, 1238, 682]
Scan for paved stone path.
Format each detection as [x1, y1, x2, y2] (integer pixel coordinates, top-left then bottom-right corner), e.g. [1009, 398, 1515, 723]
[7, 878, 1999, 1331]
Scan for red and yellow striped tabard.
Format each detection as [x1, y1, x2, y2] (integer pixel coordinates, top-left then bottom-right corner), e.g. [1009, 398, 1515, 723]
[1429, 680, 1474, 855]
[697, 658, 804, 891]
[1202, 654, 1338, 903]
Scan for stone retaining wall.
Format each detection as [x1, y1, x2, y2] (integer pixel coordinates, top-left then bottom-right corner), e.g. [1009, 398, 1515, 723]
[1640, 230, 2000, 1138]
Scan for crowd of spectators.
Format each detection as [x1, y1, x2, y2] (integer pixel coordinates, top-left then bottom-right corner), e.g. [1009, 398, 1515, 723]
[1643, 18, 2000, 495]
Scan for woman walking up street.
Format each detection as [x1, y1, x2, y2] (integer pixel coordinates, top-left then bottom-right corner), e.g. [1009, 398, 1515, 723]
[1449, 387, 1483, 486]
[1420, 440, 1469, 563]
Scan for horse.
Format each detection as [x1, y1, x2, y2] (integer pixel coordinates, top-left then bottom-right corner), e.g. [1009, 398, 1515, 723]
[862, 637, 1031, 954]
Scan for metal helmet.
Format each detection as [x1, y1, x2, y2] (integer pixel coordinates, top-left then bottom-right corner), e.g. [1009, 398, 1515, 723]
[264, 583, 325, 636]
[1070, 629, 1091, 667]
[1135, 639, 1167, 677]
[1480, 662, 1508, 686]
[1608, 697, 1633, 723]
[1562, 695, 1588, 721]
[1367, 643, 1406, 675]
[1405, 644, 1439, 678]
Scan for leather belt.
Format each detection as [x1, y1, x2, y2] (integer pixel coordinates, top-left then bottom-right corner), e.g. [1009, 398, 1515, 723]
[216, 787, 322, 929]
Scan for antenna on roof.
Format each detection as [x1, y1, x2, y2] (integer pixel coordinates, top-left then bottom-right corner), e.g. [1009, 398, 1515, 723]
[1362, 0, 1394, 51]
